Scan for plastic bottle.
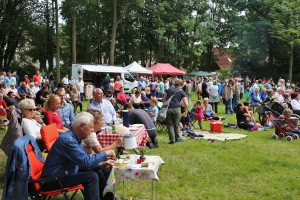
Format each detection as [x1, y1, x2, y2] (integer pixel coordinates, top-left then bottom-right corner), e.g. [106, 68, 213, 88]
[112, 120, 116, 134]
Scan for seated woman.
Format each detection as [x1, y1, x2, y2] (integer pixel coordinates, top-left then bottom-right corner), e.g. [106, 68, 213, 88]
[153, 87, 163, 101]
[236, 103, 257, 130]
[251, 87, 262, 109]
[203, 98, 217, 119]
[44, 95, 68, 133]
[141, 91, 150, 108]
[116, 87, 128, 105]
[19, 98, 46, 150]
[130, 91, 145, 109]
[243, 101, 262, 128]
[0, 93, 8, 120]
[82, 109, 122, 155]
[260, 88, 268, 101]
[145, 87, 152, 99]
[1, 83, 10, 96]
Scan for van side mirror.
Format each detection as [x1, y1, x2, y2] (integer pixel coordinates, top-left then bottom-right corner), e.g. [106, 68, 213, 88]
[78, 69, 81, 75]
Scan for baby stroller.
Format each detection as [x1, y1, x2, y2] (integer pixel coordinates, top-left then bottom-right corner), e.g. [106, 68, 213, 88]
[257, 100, 285, 125]
[272, 117, 300, 141]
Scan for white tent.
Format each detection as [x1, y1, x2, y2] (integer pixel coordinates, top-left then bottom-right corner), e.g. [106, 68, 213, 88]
[124, 61, 153, 74]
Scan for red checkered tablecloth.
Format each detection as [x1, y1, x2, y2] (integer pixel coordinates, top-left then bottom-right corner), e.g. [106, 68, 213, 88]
[97, 125, 149, 148]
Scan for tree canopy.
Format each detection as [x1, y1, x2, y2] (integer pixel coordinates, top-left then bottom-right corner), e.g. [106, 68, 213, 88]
[1, 0, 300, 80]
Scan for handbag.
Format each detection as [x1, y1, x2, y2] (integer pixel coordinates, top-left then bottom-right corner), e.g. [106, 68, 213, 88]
[157, 94, 175, 122]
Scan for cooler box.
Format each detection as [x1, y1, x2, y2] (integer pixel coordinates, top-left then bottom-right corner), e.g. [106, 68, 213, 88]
[210, 120, 222, 132]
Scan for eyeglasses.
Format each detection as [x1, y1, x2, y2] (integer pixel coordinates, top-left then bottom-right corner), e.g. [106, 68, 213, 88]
[25, 108, 37, 111]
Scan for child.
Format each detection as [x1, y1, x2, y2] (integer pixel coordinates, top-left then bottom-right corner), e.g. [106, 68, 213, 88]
[147, 97, 158, 126]
[194, 100, 203, 129]
[245, 88, 251, 101]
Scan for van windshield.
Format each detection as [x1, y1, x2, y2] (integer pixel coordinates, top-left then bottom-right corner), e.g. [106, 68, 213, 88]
[124, 73, 134, 82]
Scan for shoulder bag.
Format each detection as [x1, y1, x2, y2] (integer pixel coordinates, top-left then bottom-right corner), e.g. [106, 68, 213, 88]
[157, 94, 175, 122]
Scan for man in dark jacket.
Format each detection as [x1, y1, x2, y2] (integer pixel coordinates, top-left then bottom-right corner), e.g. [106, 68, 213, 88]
[124, 103, 158, 148]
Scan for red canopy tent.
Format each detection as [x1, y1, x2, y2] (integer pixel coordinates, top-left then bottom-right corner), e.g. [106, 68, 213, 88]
[147, 63, 186, 75]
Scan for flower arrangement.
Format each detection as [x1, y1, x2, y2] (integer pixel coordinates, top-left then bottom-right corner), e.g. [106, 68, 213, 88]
[137, 146, 148, 156]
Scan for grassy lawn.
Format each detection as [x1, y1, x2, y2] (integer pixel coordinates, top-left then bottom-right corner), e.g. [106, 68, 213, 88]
[0, 94, 299, 199]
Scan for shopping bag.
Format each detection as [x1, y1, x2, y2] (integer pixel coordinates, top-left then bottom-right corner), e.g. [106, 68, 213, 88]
[157, 95, 174, 122]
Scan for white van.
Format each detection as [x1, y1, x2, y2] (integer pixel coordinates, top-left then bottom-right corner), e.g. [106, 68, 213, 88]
[71, 64, 136, 93]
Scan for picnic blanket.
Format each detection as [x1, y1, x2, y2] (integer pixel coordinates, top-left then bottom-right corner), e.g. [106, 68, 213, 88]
[193, 131, 247, 141]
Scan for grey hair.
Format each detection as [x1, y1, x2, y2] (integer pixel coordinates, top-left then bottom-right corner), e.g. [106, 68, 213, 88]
[283, 108, 293, 116]
[19, 99, 35, 110]
[72, 112, 94, 127]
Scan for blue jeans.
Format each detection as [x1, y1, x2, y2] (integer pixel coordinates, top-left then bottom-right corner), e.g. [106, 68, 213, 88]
[225, 99, 233, 114]
[232, 95, 240, 113]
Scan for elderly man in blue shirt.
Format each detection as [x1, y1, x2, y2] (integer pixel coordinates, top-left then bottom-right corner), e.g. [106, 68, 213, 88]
[41, 112, 116, 200]
[88, 88, 117, 124]
[56, 88, 74, 128]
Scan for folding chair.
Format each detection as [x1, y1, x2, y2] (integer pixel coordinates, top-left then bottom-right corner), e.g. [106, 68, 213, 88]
[156, 120, 167, 132]
[40, 123, 59, 152]
[27, 143, 83, 200]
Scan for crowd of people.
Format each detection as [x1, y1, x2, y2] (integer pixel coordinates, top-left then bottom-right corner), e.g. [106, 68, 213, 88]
[3, 68, 300, 200]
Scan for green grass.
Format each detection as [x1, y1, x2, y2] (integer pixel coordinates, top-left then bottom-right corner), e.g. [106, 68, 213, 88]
[1, 95, 300, 199]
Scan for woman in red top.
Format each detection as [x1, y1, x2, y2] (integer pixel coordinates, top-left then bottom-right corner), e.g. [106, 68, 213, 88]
[116, 87, 127, 104]
[0, 93, 7, 118]
[43, 95, 68, 133]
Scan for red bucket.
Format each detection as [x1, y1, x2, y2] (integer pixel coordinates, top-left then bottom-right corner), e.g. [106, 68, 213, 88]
[210, 120, 222, 132]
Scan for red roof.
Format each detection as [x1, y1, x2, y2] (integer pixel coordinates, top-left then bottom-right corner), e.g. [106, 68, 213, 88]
[212, 48, 232, 69]
[147, 63, 186, 75]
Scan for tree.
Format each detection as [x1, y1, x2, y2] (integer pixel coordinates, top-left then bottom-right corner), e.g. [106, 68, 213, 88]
[109, 0, 134, 65]
[0, 0, 39, 70]
[269, 0, 300, 82]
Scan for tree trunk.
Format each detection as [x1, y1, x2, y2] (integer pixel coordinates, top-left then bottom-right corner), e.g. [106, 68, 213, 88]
[110, 0, 117, 65]
[71, 9, 76, 64]
[289, 43, 294, 82]
[46, 0, 54, 72]
[54, 0, 60, 83]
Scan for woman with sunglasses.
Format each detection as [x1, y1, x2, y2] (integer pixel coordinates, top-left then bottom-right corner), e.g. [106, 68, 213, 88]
[44, 95, 68, 133]
[19, 98, 45, 150]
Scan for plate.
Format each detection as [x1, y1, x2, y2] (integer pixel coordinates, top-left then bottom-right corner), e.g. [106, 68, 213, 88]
[130, 124, 144, 127]
[120, 155, 130, 159]
[129, 127, 139, 131]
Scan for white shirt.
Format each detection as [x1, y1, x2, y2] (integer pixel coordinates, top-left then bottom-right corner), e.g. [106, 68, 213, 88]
[76, 80, 84, 93]
[87, 99, 117, 124]
[62, 77, 69, 85]
[33, 86, 40, 94]
[131, 95, 142, 104]
[82, 132, 100, 155]
[274, 92, 284, 103]
[22, 118, 42, 139]
[291, 99, 300, 110]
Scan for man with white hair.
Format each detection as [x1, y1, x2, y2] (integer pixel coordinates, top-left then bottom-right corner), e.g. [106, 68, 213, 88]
[138, 76, 146, 91]
[41, 112, 116, 200]
[88, 88, 117, 124]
